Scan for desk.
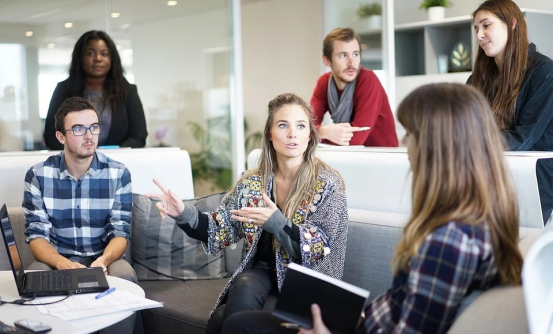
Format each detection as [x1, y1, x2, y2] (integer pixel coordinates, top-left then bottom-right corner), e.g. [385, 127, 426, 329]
[0, 271, 144, 334]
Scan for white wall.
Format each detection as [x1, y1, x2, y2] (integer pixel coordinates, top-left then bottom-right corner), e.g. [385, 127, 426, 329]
[323, 0, 383, 34]
[241, 0, 322, 134]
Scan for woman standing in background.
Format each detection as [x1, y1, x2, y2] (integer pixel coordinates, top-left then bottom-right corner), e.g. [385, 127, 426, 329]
[44, 30, 147, 150]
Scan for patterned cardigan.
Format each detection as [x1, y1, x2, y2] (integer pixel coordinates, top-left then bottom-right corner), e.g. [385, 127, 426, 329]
[203, 165, 349, 315]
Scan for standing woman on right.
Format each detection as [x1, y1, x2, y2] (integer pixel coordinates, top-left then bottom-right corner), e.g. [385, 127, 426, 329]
[469, 0, 553, 224]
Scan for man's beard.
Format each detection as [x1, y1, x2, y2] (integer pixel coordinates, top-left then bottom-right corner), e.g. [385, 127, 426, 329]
[67, 141, 96, 159]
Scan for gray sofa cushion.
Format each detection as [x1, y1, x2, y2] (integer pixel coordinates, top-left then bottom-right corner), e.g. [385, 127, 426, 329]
[344, 209, 407, 302]
[131, 193, 227, 281]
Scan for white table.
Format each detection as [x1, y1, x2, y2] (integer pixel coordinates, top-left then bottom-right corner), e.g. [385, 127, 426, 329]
[0, 271, 145, 334]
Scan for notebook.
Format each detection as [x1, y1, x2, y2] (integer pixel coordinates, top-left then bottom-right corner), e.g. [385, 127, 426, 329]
[273, 262, 370, 334]
[0, 204, 109, 298]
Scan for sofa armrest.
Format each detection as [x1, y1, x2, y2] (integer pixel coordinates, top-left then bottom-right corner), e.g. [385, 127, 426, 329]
[448, 286, 528, 334]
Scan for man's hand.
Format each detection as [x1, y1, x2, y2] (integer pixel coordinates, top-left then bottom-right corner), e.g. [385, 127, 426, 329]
[90, 257, 108, 275]
[56, 258, 86, 270]
[299, 304, 331, 334]
[319, 123, 362, 146]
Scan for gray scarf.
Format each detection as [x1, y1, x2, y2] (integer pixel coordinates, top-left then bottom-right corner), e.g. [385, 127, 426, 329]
[327, 69, 359, 124]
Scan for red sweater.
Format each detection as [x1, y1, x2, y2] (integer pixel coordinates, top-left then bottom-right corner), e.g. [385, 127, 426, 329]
[310, 68, 398, 147]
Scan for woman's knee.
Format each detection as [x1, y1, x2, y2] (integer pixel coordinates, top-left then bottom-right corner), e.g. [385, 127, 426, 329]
[230, 269, 272, 291]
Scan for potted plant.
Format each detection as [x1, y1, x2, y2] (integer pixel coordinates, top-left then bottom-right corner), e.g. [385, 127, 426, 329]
[357, 3, 382, 30]
[187, 116, 262, 194]
[419, 0, 452, 21]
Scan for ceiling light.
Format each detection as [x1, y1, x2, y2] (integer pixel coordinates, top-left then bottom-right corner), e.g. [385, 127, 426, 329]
[47, 43, 55, 49]
[111, 12, 120, 18]
[116, 45, 122, 51]
[64, 22, 73, 28]
[25, 31, 33, 37]
[167, 1, 177, 6]
[120, 23, 131, 29]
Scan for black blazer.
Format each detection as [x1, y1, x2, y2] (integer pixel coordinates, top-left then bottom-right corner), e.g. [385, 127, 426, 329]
[44, 79, 148, 150]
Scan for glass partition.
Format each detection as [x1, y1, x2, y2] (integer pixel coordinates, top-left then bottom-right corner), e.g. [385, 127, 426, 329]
[0, 0, 239, 196]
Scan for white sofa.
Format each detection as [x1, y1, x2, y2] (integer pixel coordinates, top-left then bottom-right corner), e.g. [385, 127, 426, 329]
[248, 147, 549, 232]
[0, 147, 194, 208]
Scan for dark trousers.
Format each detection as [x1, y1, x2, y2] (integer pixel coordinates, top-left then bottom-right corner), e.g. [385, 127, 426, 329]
[206, 266, 278, 334]
[221, 310, 297, 334]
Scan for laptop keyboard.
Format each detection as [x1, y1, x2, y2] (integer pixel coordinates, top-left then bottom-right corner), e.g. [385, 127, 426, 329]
[38, 271, 72, 291]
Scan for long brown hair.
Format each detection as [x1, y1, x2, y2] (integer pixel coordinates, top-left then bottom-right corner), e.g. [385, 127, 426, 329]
[395, 83, 522, 284]
[227, 93, 329, 221]
[470, 0, 528, 130]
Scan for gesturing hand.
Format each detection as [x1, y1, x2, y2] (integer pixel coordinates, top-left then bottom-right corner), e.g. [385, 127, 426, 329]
[319, 123, 362, 146]
[299, 304, 331, 334]
[230, 193, 278, 227]
[144, 178, 185, 218]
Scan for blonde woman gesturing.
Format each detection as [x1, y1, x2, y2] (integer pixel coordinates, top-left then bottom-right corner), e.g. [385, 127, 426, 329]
[147, 93, 348, 334]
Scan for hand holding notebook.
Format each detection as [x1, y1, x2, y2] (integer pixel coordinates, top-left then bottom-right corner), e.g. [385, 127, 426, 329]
[273, 263, 370, 334]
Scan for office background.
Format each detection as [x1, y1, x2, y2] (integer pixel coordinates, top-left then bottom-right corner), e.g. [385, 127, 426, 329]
[1, 0, 552, 195]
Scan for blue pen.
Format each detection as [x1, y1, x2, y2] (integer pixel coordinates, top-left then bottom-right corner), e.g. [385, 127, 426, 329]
[95, 287, 116, 299]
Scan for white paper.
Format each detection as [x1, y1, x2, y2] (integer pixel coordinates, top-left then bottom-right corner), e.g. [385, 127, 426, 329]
[32, 290, 163, 321]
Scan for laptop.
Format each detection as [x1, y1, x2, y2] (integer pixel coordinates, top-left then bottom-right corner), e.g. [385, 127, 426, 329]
[0, 204, 109, 297]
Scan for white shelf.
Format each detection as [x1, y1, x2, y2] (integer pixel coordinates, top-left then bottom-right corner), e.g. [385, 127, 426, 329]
[395, 15, 471, 31]
[395, 8, 551, 31]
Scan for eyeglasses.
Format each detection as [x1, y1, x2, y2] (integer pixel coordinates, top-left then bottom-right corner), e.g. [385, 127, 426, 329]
[64, 125, 102, 136]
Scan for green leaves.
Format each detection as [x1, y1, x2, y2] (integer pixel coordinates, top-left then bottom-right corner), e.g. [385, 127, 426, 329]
[419, 0, 453, 10]
[187, 116, 262, 192]
[357, 3, 382, 19]
[450, 42, 471, 70]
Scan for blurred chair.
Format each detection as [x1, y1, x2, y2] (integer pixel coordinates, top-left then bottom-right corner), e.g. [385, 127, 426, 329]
[522, 230, 553, 334]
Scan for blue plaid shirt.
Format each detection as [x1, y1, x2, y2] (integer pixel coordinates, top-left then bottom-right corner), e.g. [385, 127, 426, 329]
[23, 151, 132, 258]
[364, 221, 500, 334]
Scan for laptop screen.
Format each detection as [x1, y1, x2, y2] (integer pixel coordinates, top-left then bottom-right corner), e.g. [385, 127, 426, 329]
[0, 204, 25, 289]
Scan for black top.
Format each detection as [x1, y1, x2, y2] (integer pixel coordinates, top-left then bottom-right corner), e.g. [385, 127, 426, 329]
[43, 79, 148, 150]
[508, 44, 553, 224]
[254, 230, 276, 269]
[468, 43, 553, 224]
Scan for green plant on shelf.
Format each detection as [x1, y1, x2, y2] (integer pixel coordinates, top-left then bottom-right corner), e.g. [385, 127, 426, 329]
[356, 3, 382, 19]
[187, 115, 262, 191]
[419, 0, 453, 10]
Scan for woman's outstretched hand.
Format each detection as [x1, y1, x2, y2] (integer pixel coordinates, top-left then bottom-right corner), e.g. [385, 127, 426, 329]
[144, 178, 185, 218]
[230, 193, 277, 227]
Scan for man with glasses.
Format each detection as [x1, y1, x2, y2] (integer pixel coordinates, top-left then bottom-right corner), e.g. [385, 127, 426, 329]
[22, 96, 136, 281]
[22, 97, 136, 333]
